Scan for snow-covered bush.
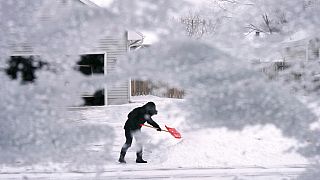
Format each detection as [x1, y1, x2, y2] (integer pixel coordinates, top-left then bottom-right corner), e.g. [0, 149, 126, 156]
[117, 38, 317, 140]
[0, 0, 118, 166]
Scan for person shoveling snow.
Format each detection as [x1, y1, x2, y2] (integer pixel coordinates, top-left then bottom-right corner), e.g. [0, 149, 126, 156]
[119, 102, 161, 164]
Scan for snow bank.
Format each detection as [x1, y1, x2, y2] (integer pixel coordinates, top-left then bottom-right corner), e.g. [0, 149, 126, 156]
[154, 126, 307, 168]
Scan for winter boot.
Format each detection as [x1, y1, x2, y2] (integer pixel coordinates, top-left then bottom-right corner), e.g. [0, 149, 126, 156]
[119, 151, 126, 163]
[136, 152, 147, 163]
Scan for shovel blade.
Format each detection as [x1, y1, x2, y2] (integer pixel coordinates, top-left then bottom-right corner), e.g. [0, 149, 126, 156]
[165, 125, 182, 139]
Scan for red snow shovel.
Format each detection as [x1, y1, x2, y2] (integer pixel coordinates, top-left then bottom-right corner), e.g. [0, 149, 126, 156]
[140, 124, 182, 139]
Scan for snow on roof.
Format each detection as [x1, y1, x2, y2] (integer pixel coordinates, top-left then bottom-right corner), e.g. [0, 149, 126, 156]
[89, 0, 113, 7]
[128, 31, 144, 41]
[283, 30, 309, 43]
[78, 0, 99, 7]
[128, 31, 159, 45]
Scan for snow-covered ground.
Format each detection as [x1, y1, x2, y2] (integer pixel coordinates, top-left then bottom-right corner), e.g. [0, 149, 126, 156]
[0, 95, 311, 179]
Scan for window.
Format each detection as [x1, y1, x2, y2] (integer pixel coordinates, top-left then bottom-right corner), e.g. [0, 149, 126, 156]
[77, 53, 106, 106]
[77, 54, 104, 76]
[5, 55, 47, 84]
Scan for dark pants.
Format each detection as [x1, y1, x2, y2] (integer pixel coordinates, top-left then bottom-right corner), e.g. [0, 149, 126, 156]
[120, 129, 142, 156]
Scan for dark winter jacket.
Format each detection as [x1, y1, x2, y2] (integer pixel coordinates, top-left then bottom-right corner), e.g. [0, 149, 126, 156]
[124, 102, 160, 131]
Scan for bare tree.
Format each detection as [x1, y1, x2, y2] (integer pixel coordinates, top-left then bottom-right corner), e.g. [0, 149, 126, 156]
[213, 0, 289, 35]
[179, 11, 223, 38]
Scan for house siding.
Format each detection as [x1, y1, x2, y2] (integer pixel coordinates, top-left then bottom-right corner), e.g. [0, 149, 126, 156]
[9, 43, 34, 55]
[96, 33, 129, 105]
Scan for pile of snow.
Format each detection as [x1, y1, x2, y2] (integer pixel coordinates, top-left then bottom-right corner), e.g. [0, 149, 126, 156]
[154, 126, 307, 168]
[80, 95, 308, 168]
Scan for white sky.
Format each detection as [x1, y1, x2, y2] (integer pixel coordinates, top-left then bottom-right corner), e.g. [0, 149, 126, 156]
[89, 0, 208, 44]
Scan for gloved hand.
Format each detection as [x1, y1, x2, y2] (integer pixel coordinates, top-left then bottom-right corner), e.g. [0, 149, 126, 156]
[156, 128, 162, 131]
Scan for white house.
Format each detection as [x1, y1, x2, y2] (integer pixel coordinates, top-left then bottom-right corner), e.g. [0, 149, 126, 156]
[252, 31, 320, 75]
[281, 31, 320, 62]
[8, 0, 132, 106]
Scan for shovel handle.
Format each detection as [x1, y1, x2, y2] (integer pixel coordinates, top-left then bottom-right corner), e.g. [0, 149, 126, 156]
[140, 124, 169, 132]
